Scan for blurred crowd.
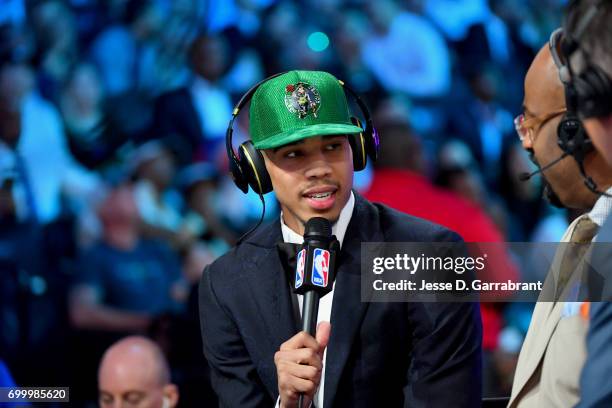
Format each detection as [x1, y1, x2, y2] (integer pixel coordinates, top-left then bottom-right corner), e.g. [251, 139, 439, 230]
[0, 0, 572, 405]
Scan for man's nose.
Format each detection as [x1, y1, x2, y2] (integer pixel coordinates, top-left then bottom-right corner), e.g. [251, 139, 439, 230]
[304, 153, 332, 179]
[521, 133, 533, 150]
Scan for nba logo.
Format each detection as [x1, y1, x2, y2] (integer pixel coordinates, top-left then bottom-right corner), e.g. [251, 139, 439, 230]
[311, 248, 330, 287]
[295, 249, 306, 289]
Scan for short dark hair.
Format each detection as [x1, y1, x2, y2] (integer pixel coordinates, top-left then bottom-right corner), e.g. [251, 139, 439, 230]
[566, 0, 612, 78]
[374, 122, 425, 173]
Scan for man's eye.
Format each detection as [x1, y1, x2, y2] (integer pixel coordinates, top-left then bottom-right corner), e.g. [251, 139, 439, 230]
[325, 143, 341, 151]
[284, 150, 301, 158]
[124, 392, 145, 405]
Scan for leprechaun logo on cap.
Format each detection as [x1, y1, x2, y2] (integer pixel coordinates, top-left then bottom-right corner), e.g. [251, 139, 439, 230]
[284, 82, 321, 119]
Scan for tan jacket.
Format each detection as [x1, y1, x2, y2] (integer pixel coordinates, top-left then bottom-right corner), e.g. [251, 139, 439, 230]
[508, 216, 589, 408]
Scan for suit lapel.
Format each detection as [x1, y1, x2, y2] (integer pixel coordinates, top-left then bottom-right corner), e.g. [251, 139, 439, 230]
[241, 223, 299, 394]
[324, 196, 381, 407]
[245, 246, 300, 344]
[509, 300, 564, 406]
[509, 221, 581, 406]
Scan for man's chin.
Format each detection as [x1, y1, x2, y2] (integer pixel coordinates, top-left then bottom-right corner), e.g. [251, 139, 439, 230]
[300, 209, 341, 225]
[543, 183, 565, 208]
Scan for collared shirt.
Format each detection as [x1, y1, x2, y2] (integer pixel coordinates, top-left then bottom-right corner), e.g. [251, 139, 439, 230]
[588, 187, 612, 228]
[277, 191, 355, 408]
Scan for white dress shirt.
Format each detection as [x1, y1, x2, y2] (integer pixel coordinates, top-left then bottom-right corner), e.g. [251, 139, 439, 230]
[275, 192, 355, 408]
[588, 187, 612, 229]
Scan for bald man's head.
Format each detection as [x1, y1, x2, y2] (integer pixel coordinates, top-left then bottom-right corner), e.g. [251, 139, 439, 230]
[520, 44, 612, 210]
[524, 45, 566, 117]
[98, 336, 178, 408]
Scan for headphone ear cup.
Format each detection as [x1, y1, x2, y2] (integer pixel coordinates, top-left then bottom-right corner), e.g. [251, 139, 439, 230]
[238, 141, 273, 195]
[364, 122, 380, 162]
[557, 113, 592, 161]
[575, 66, 612, 118]
[229, 153, 249, 193]
[349, 117, 367, 171]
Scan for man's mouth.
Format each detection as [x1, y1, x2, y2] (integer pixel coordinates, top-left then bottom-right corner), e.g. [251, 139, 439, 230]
[302, 186, 338, 210]
[306, 191, 333, 199]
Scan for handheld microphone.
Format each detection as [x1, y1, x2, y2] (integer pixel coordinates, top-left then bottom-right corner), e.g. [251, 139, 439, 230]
[293, 217, 338, 335]
[293, 217, 339, 408]
[519, 152, 569, 181]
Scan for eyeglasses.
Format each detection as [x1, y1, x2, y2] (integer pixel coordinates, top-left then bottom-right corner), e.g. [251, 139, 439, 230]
[514, 109, 567, 142]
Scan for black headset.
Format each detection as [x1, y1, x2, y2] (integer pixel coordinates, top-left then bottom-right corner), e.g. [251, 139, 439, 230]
[225, 73, 379, 195]
[551, 25, 612, 197]
[564, 0, 612, 119]
[549, 27, 593, 163]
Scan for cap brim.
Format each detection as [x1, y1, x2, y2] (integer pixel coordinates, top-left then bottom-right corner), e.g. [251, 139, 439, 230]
[253, 123, 364, 150]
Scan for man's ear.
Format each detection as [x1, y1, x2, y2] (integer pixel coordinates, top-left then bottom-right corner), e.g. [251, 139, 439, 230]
[162, 384, 179, 408]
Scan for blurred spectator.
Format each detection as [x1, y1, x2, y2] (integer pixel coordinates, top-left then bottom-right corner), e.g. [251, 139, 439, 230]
[364, 120, 516, 272]
[89, 0, 164, 97]
[30, 0, 79, 103]
[131, 141, 201, 251]
[60, 61, 128, 170]
[362, 0, 450, 98]
[364, 120, 519, 396]
[331, 10, 379, 94]
[436, 139, 488, 206]
[424, 0, 492, 42]
[68, 185, 184, 405]
[491, 0, 563, 53]
[446, 63, 515, 182]
[0, 62, 102, 224]
[69, 185, 184, 333]
[0, 83, 28, 223]
[98, 336, 179, 408]
[179, 162, 237, 247]
[1, 65, 75, 391]
[152, 34, 233, 164]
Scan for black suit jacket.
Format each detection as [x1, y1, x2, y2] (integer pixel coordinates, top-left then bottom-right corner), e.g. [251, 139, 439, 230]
[199, 194, 482, 407]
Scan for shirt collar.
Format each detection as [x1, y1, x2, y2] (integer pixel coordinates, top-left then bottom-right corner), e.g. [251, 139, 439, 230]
[588, 186, 612, 226]
[280, 191, 355, 247]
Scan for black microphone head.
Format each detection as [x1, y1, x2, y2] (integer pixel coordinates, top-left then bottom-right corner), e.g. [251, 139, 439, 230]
[304, 217, 332, 239]
[519, 172, 532, 182]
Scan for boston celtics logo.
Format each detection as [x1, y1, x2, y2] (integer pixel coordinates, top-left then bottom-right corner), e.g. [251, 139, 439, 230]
[284, 82, 321, 119]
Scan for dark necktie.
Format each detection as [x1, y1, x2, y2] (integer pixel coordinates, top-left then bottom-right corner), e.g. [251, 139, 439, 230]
[556, 215, 599, 300]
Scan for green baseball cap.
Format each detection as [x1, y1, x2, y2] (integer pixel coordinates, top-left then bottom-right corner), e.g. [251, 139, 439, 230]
[249, 70, 363, 150]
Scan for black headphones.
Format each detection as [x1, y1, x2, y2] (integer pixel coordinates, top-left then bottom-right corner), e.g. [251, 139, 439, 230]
[550, 25, 612, 197]
[564, 0, 612, 119]
[225, 73, 379, 195]
[549, 28, 593, 163]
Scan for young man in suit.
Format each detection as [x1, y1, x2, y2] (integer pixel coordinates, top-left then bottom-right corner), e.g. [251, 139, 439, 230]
[199, 70, 482, 407]
[508, 34, 612, 407]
